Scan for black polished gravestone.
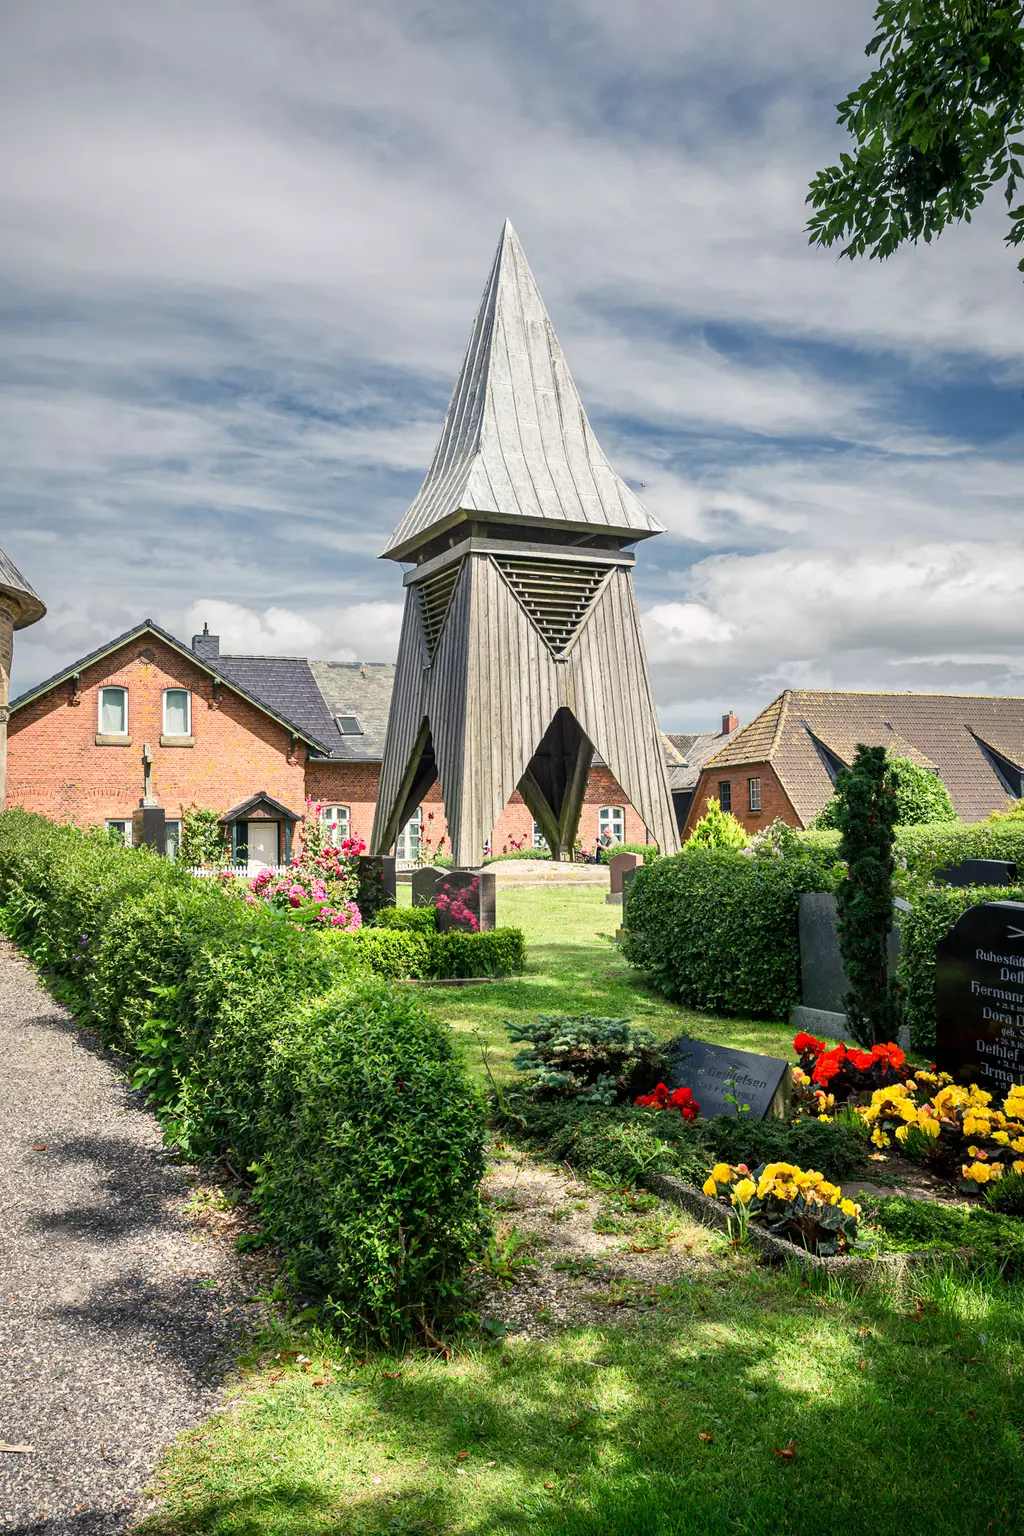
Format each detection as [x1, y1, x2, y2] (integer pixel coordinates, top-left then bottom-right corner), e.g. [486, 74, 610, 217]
[936, 858, 1018, 888]
[355, 855, 397, 923]
[935, 900, 1024, 1095]
[665, 1036, 791, 1120]
[411, 866, 441, 907]
[434, 869, 496, 933]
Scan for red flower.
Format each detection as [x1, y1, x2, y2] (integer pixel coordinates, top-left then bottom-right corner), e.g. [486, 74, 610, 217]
[811, 1045, 846, 1085]
[871, 1042, 906, 1069]
[635, 1082, 671, 1107]
[793, 1033, 826, 1055]
[846, 1048, 874, 1072]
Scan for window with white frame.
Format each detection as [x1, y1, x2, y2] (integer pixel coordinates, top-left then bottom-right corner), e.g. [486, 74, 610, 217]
[598, 806, 625, 844]
[165, 820, 181, 859]
[748, 777, 762, 813]
[321, 805, 351, 846]
[98, 686, 128, 735]
[105, 818, 132, 846]
[163, 688, 191, 736]
[395, 805, 422, 860]
[532, 820, 548, 851]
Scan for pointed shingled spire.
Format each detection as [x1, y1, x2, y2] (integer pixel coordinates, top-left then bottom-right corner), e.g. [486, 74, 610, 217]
[381, 220, 664, 560]
[0, 547, 45, 628]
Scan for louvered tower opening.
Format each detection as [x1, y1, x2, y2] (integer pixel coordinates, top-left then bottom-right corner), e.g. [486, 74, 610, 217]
[415, 559, 463, 659]
[493, 557, 607, 656]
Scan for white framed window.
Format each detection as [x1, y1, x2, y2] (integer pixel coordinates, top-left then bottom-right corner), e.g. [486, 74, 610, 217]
[748, 777, 762, 813]
[98, 686, 128, 735]
[165, 820, 181, 860]
[598, 806, 625, 844]
[321, 805, 351, 846]
[105, 818, 132, 846]
[395, 805, 422, 861]
[163, 688, 191, 736]
[532, 820, 548, 851]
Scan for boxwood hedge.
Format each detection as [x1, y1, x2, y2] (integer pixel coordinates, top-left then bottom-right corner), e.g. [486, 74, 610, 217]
[621, 843, 841, 1018]
[0, 810, 487, 1342]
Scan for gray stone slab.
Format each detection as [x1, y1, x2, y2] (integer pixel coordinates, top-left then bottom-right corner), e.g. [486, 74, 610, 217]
[798, 891, 908, 1013]
[435, 869, 496, 932]
[936, 858, 1018, 888]
[665, 1036, 791, 1120]
[411, 866, 441, 906]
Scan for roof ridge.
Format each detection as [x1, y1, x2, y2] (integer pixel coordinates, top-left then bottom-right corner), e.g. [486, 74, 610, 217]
[768, 689, 791, 760]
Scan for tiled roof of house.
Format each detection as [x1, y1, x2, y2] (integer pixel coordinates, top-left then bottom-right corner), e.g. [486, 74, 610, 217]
[664, 726, 741, 791]
[307, 661, 397, 761]
[214, 656, 340, 756]
[702, 689, 1024, 824]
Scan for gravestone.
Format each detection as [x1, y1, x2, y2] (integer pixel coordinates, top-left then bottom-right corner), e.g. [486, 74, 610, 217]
[434, 869, 496, 933]
[936, 858, 1018, 888]
[665, 1036, 791, 1120]
[355, 854, 397, 923]
[606, 851, 643, 904]
[131, 740, 165, 853]
[935, 900, 1024, 1095]
[791, 892, 908, 1039]
[411, 866, 441, 907]
[621, 865, 642, 907]
[132, 805, 166, 853]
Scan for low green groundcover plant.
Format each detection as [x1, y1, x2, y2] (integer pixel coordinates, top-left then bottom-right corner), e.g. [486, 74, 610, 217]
[508, 1014, 668, 1104]
[0, 809, 488, 1342]
[867, 1196, 1024, 1280]
[494, 1093, 868, 1189]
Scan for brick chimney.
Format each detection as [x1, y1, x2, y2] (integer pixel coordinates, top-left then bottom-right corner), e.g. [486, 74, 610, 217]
[722, 710, 739, 735]
[192, 622, 220, 661]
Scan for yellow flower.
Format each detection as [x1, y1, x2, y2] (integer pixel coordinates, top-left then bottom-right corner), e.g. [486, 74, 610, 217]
[991, 1130, 1010, 1144]
[1013, 1161, 1024, 1176]
[711, 1163, 732, 1186]
[895, 1124, 910, 1144]
[702, 1177, 719, 1198]
[840, 1198, 859, 1219]
[818, 1113, 831, 1123]
[871, 1128, 891, 1148]
[732, 1179, 756, 1205]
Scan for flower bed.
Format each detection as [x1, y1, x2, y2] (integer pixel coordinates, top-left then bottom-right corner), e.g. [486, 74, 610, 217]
[701, 1159, 861, 1256]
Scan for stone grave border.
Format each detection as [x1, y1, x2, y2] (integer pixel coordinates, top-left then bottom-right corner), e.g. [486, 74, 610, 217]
[645, 1171, 928, 1285]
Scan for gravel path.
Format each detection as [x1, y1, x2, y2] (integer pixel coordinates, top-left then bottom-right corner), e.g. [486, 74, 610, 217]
[0, 941, 268, 1534]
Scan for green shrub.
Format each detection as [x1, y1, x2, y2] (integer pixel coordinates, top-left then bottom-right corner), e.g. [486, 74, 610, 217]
[868, 1196, 1024, 1277]
[897, 881, 1024, 1051]
[814, 752, 957, 829]
[495, 1095, 867, 1188]
[622, 842, 840, 1017]
[987, 1169, 1024, 1216]
[484, 848, 552, 862]
[255, 978, 486, 1341]
[351, 928, 431, 979]
[833, 744, 901, 1046]
[596, 842, 660, 865]
[507, 1015, 666, 1104]
[427, 927, 526, 979]
[800, 820, 1024, 882]
[0, 809, 487, 1341]
[370, 904, 437, 932]
[686, 798, 749, 849]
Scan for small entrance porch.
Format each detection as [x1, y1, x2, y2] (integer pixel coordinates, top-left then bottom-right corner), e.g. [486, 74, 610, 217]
[218, 791, 302, 873]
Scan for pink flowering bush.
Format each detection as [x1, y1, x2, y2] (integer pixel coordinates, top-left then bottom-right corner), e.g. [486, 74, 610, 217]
[245, 818, 367, 930]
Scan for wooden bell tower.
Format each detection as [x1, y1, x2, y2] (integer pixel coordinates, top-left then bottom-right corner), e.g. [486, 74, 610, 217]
[371, 221, 679, 866]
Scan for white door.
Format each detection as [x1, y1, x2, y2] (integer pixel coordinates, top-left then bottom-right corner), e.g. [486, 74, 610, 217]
[248, 823, 278, 872]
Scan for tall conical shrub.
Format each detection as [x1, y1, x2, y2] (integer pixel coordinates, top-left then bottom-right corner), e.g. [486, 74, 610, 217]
[835, 745, 901, 1045]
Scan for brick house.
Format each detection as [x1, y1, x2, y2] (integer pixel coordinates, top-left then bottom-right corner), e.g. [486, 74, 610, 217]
[7, 619, 668, 864]
[682, 689, 1024, 838]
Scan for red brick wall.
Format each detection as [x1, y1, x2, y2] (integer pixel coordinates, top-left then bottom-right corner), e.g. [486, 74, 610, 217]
[682, 762, 800, 839]
[7, 635, 307, 832]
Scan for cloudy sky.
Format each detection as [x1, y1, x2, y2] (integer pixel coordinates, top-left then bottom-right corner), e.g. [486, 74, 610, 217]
[4, 0, 1024, 729]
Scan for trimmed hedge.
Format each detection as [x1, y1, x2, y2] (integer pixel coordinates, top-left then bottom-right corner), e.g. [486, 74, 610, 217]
[597, 842, 661, 865]
[622, 844, 841, 1018]
[897, 881, 1024, 1051]
[345, 925, 527, 980]
[800, 820, 1024, 881]
[371, 905, 437, 932]
[0, 811, 487, 1341]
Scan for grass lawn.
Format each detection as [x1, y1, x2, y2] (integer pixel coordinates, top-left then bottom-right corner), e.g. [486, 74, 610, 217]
[139, 1259, 1024, 1535]
[413, 885, 797, 1084]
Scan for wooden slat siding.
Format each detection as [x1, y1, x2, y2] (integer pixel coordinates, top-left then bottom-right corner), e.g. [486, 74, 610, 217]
[569, 569, 680, 855]
[370, 594, 429, 853]
[383, 222, 663, 559]
[426, 557, 473, 859]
